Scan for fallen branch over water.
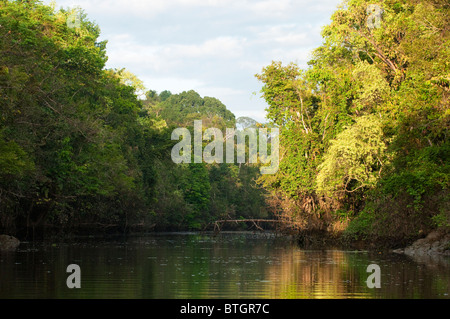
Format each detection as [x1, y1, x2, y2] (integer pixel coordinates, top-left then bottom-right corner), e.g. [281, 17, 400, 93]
[212, 219, 286, 233]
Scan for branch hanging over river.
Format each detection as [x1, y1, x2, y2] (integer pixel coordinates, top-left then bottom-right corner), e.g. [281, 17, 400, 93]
[211, 219, 287, 233]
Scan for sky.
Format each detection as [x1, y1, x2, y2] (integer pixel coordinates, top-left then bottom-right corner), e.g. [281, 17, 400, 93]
[45, 0, 343, 122]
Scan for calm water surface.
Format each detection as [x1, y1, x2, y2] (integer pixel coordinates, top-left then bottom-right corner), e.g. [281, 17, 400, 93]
[0, 232, 449, 298]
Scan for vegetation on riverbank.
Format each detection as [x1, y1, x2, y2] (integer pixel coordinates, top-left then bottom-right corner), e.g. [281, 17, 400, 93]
[256, 0, 449, 246]
[0, 0, 268, 237]
[0, 0, 448, 247]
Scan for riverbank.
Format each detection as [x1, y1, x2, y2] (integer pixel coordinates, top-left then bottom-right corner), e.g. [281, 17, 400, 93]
[393, 229, 450, 257]
[2, 224, 449, 256]
[283, 226, 450, 255]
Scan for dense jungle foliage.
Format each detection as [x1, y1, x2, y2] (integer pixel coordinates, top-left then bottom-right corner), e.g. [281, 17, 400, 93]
[0, 0, 268, 235]
[0, 0, 448, 245]
[256, 0, 449, 244]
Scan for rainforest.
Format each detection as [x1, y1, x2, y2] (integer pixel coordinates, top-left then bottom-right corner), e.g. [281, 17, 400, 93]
[0, 0, 448, 250]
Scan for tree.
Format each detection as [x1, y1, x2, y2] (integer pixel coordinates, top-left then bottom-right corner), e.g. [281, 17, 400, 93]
[316, 115, 388, 196]
[256, 0, 449, 239]
[159, 90, 235, 128]
[0, 0, 145, 233]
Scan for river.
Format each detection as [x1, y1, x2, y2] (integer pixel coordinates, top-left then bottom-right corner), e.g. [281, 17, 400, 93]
[0, 232, 448, 298]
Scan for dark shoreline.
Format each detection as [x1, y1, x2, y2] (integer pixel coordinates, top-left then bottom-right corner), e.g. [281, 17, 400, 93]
[1, 226, 439, 252]
[2, 221, 449, 257]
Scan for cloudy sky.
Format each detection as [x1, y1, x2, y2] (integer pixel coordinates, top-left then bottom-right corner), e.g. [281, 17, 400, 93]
[45, 0, 343, 122]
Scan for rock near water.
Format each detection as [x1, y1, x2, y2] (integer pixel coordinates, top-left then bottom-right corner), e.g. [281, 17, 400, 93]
[394, 229, 450, 256]
[0, 235, 20, 252]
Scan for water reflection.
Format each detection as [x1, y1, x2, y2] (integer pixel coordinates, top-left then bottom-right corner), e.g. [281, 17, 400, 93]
[0, 232, 448, 298]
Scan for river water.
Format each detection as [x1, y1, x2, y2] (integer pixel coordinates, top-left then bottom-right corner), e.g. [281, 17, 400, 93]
[0, 232, 448, 299]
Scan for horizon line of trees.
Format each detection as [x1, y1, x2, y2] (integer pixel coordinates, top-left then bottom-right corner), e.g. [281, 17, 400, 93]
[1, 0, 448, 244]
[0, 0, 270, 237]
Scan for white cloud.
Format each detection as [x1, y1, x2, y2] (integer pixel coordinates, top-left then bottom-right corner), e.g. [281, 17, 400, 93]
[165, 36, 247, 59]
[240, 0, 294, 17]
[138, 76, 205, 94]
[45, 0, 343, 122]
[104, 34, 247, 76]
[53, 0, 173, 17]
[52, 0, 341, 19]
[266, 48, 313, 67]
[251, 24, 313, 46]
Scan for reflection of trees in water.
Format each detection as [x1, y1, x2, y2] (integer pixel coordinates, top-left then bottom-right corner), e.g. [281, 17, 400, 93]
[263, 250, 369, 298]
[0, 237, 448, 298]
[264, 249, 449, 299]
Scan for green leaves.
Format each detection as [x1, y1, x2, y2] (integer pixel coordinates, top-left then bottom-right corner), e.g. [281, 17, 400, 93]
[256, 0, 449, 238]
[316, 115, 387, 196]
[255, 61, 303, 127]
[351, 61, 390, 112]
[159, 90, 235, 129]
[0, 0, 271, 234]
[0, 0, 143, 230]
[0, 131, 34, 177]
